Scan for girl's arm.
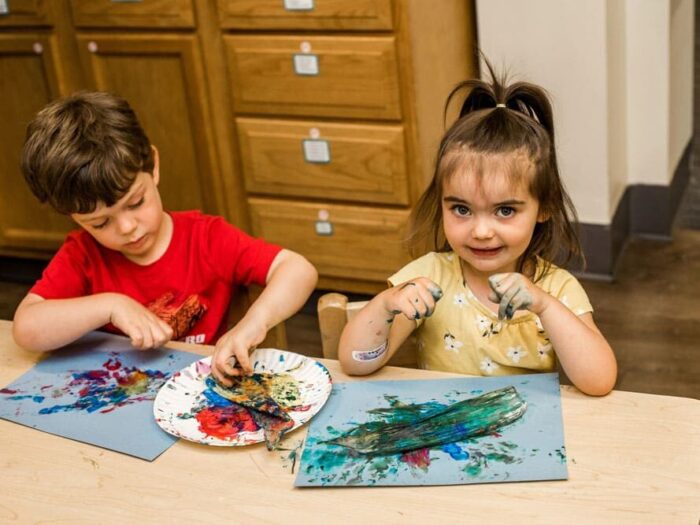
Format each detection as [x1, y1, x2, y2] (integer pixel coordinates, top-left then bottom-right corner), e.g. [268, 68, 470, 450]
[488, 273, 617, 396]
[13, 292, 173, 351]
[338, 277, 442, 375]
[210, 249, 317, 386]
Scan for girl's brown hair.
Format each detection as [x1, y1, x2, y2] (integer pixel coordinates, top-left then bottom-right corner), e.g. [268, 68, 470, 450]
[407, 62, 583, 279]
[21, 91, 154, 215]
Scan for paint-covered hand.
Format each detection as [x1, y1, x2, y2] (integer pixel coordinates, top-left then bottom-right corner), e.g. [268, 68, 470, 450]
[380, 277, 443, 322]
[109, 294, 174, 349]
[487, 273, 547, 320]
[211, 317, 267, 386]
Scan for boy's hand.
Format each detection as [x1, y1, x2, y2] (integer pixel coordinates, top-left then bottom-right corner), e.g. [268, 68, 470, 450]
[487, 273, 549, 320]
[380, 277, 443, 322]
[109, 295, 174, 349]
[211, 317, 267, 386]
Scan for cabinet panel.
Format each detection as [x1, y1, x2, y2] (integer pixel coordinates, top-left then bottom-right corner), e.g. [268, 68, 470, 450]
[225, 35, 401, 120]
[69, 0, 194, 29]
[217, 0, 393, 31]
[76, 33, 222, 215]
[0, 34, 75, 252]
[237, 118, 409, 205]
[0, 0, 51, 27]
[249, 198, 410, 282]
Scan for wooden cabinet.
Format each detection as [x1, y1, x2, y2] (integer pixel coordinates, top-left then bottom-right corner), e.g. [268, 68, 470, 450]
[224, 0, 476, 293]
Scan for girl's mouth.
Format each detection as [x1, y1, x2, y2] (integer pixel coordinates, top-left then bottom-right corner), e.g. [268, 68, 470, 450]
[469, 246, 503, 257]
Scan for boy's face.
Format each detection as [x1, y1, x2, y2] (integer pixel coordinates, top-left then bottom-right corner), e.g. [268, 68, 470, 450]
[71, 168, 168, 264]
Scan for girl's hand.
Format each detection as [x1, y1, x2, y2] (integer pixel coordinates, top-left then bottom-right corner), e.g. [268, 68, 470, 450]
[211, 318, 267, 386]
[109, 294, 174, 349]
[380, 277, 443, 322]
[487, 273, 550, 320]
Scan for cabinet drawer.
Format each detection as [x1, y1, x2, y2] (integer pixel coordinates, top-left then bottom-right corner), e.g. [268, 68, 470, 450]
[249, 198, 410, 282]
[0, 0, 51, 27]
[237, 118, 409, 205]
[217, 0, 393, 31]
[70, 0, 194, 28]
[225, 35, 401, 120]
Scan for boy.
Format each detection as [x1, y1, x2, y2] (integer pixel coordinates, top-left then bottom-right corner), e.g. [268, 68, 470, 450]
[13, 91, 318, 387]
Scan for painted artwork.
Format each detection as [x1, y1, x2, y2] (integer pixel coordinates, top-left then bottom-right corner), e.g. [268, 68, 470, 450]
[295, 373, 567, 486]
[154, 349, 332, 448]
[0, 331, 201, 460]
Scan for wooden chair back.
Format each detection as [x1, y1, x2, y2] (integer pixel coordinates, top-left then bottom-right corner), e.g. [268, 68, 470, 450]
[317, 292, 418, 368]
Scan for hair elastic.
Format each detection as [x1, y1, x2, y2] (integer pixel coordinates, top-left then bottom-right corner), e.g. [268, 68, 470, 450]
[496, 103, 506, 108]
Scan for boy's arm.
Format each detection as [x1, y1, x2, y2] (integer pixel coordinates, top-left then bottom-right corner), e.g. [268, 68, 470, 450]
[210, 249, 317, 386]
[338, 277, 442, 376]
[13, 292, 173, 352]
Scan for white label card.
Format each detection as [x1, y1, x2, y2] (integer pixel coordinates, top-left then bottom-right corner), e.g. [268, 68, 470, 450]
[0, 1, 8, 15]
[293, 54, 319, 76]
[303, 139, 330, 164]
[315, 221, 333, 236]
[284, 0, 314, 11]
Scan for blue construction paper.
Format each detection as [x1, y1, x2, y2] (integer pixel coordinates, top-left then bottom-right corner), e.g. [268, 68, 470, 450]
[0, 331, 201, 461]
[295, 373, 567, 486]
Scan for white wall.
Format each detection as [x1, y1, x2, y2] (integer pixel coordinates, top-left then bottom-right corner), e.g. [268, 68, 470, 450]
[476, 0, 694, 225]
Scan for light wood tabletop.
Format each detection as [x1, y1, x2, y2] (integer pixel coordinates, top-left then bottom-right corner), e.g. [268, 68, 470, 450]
[0, 319, 697, 524]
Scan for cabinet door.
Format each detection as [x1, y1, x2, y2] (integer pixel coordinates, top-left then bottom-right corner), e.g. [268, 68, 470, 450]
[76, 34, 223, 216]
[69, 0, 194, 29]
[0, 0, 52, 27]
[0, 34, 75, 253]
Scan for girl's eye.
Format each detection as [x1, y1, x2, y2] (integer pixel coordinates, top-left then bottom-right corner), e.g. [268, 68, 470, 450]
[497, 206, 515, 218]
[452, 204, 471, 217]
[128, 197, 145, 210]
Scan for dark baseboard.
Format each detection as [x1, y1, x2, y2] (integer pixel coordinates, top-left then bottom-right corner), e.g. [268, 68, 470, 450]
[577, 141, 692, 278]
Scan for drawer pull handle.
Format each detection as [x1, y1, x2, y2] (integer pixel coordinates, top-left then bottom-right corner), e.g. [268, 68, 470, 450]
[293, 53, 319, 76]
[0, 0, 8, 15]
[315, 209, 333, 236]
[32, 42, 43, 55]
[302, 139, 331, 164]
[284, 0, 314, 11]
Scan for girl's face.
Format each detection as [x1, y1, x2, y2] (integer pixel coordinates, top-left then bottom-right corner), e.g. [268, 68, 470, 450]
[441, 153, 545, 278]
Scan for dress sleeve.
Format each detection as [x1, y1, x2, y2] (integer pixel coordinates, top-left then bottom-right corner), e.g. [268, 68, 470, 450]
[205, 216, 283, 287]
[387, 253, 436, 287]
[548, 270, 594, 316]
[29, 234, 91, 299]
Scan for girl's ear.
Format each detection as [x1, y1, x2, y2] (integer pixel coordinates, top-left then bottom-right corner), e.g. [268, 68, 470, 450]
[151, 145, 160, 186]
[537, 207, 550, 223]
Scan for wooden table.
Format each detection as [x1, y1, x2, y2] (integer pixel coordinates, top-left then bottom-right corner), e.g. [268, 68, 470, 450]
[0, 320, 698, 524]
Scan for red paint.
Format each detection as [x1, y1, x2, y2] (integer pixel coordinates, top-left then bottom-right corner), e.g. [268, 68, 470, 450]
[104, 358, 121, 371]
[400, 448, 431, 470]
[195, 406, 259, 440]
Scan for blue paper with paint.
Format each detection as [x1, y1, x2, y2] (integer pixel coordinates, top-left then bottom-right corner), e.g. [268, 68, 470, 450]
[0, 331, 201, 461]
[295, 373, 567, 486]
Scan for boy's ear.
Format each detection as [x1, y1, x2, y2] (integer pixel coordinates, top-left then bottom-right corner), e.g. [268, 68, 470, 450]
[151, 145, 160, 186]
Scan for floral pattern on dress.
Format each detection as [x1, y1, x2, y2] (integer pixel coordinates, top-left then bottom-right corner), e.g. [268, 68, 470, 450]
[453, 293, 467, 308]
[443, 333, 463, 353]
[475, 315, 502, 337]
[507, 346, 526, 364]
[480, 357, 499, 375]
[537, 341, 552, 360]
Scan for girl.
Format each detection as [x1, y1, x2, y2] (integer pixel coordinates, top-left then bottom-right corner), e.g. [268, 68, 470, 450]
[338, 68, 617, 396]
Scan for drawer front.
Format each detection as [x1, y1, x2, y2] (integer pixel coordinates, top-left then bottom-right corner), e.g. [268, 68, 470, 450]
[0, 0, 51, 27]
[70, 0, 194, 28]
[217, 0, 393, 31]
[225, 35, 401, 120]
[237, 118, 409, 205]
[249, 198, 410, 282]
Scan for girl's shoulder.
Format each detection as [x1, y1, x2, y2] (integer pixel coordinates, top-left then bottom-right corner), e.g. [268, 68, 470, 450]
[388, 251, 459, 287]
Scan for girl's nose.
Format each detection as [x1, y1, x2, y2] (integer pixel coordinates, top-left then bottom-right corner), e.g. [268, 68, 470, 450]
[472, 216, 494, 239]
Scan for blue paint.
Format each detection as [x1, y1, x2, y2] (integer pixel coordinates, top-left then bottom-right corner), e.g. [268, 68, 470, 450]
[442, 442, 470, 460]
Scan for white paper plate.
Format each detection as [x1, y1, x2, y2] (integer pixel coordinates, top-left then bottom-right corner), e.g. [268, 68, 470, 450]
[153, 348, 332, 446]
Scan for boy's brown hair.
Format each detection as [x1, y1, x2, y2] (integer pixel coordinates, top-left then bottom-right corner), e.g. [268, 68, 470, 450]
[407, 62, 583, 279]
[21, 91, 154, 215]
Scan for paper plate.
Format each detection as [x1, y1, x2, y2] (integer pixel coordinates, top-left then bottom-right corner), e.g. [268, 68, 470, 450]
[153, 348, 332, 446]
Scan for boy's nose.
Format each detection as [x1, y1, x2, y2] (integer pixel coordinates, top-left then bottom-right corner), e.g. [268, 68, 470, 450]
[116, 215, 138, 235]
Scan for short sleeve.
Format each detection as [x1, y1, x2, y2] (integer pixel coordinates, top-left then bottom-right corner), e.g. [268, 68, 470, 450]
[387, 253, 437, 288]
[204, 217, 282, 287]
[30, 233, 91, 299]
[546, 269, 593, 316]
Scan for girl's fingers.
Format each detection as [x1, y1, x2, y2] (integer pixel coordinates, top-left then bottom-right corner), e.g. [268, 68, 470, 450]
[498, 285, 520, 320]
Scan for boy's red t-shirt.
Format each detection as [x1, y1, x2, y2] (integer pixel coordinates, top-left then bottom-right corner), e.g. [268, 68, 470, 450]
[30, 211, 282, 344]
